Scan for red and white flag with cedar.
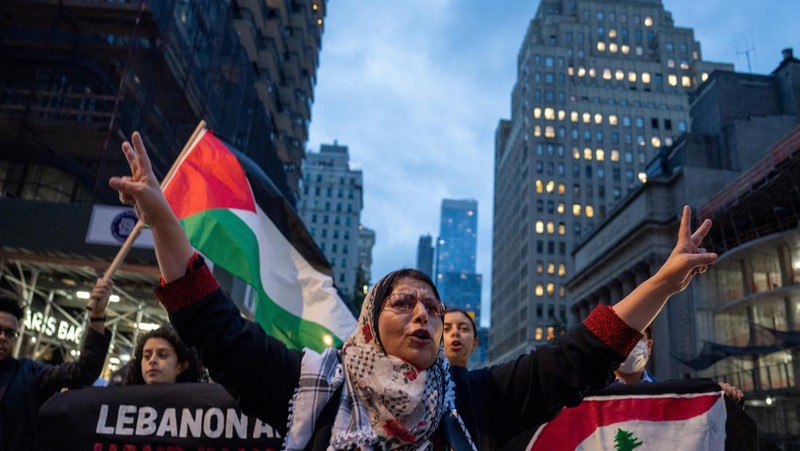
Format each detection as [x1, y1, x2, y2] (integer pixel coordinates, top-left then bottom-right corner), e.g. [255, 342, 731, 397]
[516, 380, 756, 451]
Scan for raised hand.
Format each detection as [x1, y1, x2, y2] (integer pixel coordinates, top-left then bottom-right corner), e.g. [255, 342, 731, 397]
[108, 131, 194, 283]
[654, 206, 718, 295]
[108, 132, 172, 226]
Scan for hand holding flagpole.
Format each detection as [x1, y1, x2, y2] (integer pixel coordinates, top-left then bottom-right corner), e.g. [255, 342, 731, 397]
[87, 121, 206, 310]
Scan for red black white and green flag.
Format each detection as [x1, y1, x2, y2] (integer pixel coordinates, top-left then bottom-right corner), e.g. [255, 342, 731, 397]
[161, 128, 356, 351]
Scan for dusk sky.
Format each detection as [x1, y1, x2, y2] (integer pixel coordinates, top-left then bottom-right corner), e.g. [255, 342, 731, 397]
[307, 1, 800, 326]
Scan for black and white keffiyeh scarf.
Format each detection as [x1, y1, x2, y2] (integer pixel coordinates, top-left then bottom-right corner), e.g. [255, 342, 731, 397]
[283, 271, 476, 450]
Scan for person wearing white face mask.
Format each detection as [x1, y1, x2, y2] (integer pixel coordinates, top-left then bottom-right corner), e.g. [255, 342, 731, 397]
[615, 327, 655, 384]
[614, 327, 745, 403]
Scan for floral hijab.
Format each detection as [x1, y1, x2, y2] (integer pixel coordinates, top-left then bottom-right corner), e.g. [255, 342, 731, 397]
[284, 270, 473, 450]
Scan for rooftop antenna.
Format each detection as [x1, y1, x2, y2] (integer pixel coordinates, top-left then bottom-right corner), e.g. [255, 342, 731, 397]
[735, 31, 757, 73]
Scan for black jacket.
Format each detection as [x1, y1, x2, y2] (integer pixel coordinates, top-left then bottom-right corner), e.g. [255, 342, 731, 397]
[0, 328, 110, 451]
[160, 263, 639, 450]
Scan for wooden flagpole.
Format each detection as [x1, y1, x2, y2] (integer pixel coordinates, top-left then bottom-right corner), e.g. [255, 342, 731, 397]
[86, 120, 207, 310]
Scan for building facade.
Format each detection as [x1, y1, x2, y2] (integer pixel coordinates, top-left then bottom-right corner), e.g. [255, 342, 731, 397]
[299, 141, 366, 302]
[416, 234, 435, 279]
[491, 0, 731, 363]
[567, 50, 800, 447]
[436, 199, 482, 322]
[0, 0, 326, 371]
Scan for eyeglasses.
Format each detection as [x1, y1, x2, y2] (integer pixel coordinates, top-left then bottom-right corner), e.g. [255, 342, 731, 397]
[0, 327, 19, 340]
[384, 293, 445, 317]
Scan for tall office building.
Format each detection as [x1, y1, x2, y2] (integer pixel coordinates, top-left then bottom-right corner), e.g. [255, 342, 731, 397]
[416, 234, 435, 278]
[299, 141, 368, 301]
[491, 0, 731, 363]
[0, 0, 326, 371]
[357, 224, 376, 287]
[436, 199, 482, 322]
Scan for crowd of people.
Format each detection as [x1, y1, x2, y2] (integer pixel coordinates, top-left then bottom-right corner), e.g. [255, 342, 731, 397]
[0, 131, 746, 449]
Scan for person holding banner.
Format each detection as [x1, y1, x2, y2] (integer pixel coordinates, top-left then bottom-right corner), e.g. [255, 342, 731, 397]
[109, 131, 718, 450]
[0, 279, 112, 450]
[124, 325, 207, 385]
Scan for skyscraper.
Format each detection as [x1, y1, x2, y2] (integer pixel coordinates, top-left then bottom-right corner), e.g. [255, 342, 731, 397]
[491, 0, 731, 363]
[299, 141, 369, 302]
[416, 234, 434, 278]
[436, 199, 481, 322]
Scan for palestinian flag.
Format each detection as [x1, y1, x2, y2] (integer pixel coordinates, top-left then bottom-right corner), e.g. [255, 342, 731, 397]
[516, 380, 757, 451]
[162, 128, 356, 351]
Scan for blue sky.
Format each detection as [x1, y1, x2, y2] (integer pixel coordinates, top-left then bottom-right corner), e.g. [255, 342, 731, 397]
[307, 1, 799, 327]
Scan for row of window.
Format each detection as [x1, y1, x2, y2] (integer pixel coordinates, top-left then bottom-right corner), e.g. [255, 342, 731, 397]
[308, 213, 354, 226]
[532, 107, 687, 133]
[302, 185, 357, 200]
[533, 124, 676, 151]
[303, 200, 356, 213]
[534, 282, 567, 298]
[536, 261, 567, 277]
[309, 227, 351, 240]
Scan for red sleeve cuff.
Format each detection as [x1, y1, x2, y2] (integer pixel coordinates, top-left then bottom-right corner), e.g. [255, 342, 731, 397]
[583, 305, 643, 357]
[154, 253, 219, 313]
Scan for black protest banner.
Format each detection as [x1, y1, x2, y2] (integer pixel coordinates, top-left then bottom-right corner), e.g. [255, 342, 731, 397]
[38, 383, 284, 450]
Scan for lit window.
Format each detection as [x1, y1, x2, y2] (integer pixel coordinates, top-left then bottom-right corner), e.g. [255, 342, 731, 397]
[589, 67, 597, 77]
[570, 111, 579, 122]
[681, 75, 691, 87]
[667, 58, 675, 68]
[557, 203, 565, 214]
[547, 326, 555, 340]
[558, 110, 566, 120]
[547, 283, 555, 295]
[536, 180, 544, 193]
[609, 115, 618, 125]
[597, 42, 606, 52]
[586, 205, 595, 218]
[584, 148, 593, 160]
[537, 261, 544, 274]
[636, 46, 643, 56]
[615, 70, 624, 81]
[546, 180, 555, 193]
[665, 137, 673, 146]
[547, 221, 555, 234]
[638, 172, 648, 183]
[641, 72, 651, 83]
[558, 223, 566, 235]
[536, 220, 544, 233]
[594, 113, 603, 124]
[608, 29, 617, 38]
[680, 61, 690, 70]
[644, 16, 653, 26]
[547, 262, 555, 274]
[558, 263, 566, 276]
[602, 68, 612, 80]
[668, 74, 678, 86]
[596, 149, 605, 160]
[573, 204, 582, 216]
[535, 284, 544, 297]
[544, 107, 555, 120]
[558, 183, 565, 194]
[535, 327, 543, 340]
[534, 125, 542, 137]
[621, 45, 630, 54]
[578, 67, 586, 77]
[534, 107, 542, 118]
[611, 150, 620, 161]
[628, 71, 637, 82]
[545, 126, 556, 138]
[702, 72, 709, 82]
[572, 147, 581, 159]
[568, 66, 575, 76]
[582, 112, 591, 123]
[317, 18, 323, 26]
[693, 50, 700, 60]
[651, 136, 661, 147]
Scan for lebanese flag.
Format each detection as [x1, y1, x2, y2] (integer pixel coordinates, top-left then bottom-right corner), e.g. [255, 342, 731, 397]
[528, 381, 728, 450]
[162, 128, 356, 351]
